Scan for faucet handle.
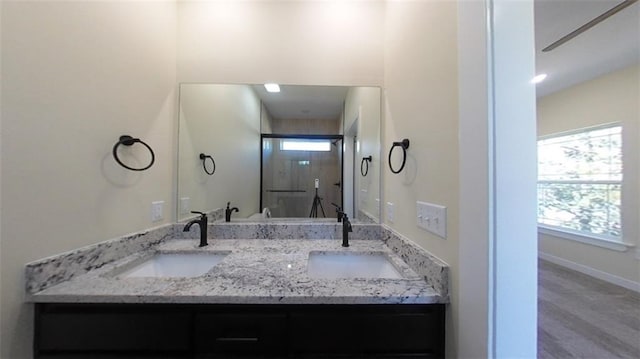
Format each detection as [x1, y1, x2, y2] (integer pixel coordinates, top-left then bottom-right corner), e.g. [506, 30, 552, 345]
[191, 211, 206, 218]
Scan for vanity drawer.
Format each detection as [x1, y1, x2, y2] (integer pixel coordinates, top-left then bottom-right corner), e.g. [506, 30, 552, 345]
[194, 312, 288, 356]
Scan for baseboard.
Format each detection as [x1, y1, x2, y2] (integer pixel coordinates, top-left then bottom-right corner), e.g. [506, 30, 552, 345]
[539, 252, 640, 293]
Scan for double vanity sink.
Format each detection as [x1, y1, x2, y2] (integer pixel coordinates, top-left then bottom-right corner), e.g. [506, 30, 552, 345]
[118, 250, 403, 280]
[27, 224, 448, 358]
[29, 237, 439, 304]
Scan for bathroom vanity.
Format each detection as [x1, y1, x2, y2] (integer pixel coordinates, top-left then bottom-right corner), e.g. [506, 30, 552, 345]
[35, 303, 444, 358]
[27, 223, 449, 358]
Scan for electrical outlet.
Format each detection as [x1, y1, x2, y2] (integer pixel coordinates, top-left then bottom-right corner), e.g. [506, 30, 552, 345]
[386, 202, 394, 223]
[416, 201, 447, 239]
[180, 197, 190, 215]
[360, 189, 368, 205]
[151, 201, 164, 222]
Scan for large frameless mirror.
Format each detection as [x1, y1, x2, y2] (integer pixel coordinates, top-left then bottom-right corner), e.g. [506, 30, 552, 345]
[177, 84, 381, 223]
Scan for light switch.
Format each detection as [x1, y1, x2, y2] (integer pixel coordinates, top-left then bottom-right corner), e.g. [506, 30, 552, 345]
[151, 201, 164, 222]
[416, 201, 447, 239]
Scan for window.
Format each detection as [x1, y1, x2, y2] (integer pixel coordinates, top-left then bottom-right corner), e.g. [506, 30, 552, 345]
[280, 139, 331, 152]
[537, 124, 622, 240]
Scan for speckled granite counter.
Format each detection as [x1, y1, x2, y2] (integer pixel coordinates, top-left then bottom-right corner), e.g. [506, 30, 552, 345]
[27, 238, 442, 304]
[25, 221, 449, 306]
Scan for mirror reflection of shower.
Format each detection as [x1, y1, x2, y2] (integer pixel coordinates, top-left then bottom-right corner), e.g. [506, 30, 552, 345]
[176, 84, 380, 222]
[261, 136, 343, 218]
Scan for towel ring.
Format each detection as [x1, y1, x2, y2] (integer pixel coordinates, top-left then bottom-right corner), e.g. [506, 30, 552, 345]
[199, 153, 216, 175]
[388, 139, 410, 174]
[360, 156, 372, 176]
[112, 135, 155, 171]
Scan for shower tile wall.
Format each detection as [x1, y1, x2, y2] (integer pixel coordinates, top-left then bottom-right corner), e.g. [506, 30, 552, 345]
[270, 118, 339, 135]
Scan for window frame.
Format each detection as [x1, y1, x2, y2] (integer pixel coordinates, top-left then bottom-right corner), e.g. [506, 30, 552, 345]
[536, 123, 632, 250]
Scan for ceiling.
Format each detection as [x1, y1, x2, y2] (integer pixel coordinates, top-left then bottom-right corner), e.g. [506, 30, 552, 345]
[535, 0, 639, 97]
[252, 84, 348, 121]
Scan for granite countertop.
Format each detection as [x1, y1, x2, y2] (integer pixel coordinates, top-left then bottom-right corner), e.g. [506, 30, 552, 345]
[27, 238, 442, 305]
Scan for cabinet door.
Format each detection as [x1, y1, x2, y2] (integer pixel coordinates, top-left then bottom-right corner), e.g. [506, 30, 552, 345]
[290, 305, 444, 357]
[194, 312, 287, 356]
[36, 304, 191, 354]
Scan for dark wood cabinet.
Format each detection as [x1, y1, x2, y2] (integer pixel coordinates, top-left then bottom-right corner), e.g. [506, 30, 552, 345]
[35, 303, 445, 358]
[290, 306, 444, 356]
[36, 304, 191, 354]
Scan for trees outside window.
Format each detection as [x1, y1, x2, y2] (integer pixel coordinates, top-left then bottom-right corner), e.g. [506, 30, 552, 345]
[537, 124, 622, 240]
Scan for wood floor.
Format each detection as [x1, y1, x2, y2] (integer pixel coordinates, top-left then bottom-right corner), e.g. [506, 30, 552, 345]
[538, 260, 640, 358]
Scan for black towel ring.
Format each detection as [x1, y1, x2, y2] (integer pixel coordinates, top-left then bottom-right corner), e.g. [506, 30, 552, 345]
[388, 139, 410, 174]
[199, 153, 216, 175]
[112, 135, 155, 171]
[360, 156, 372, 176]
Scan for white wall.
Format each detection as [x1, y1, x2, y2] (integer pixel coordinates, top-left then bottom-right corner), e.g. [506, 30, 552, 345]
[457, 1, 490, 355]
[261, 102, 273, 134]
[178, 84, 261, 219]
[459, 2, 539, 356]
[383, 1, 460, 355]
[0, 1, 177, 357]
[0, 1, 3, 354]
[177, 0, 384, 85]
[344, 87, 382, 221]
[490, 1, 538, 356]
[537, 64, 640, 287]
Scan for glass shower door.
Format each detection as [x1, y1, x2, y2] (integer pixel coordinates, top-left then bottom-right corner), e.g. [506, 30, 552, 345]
[261, 137, 342, 218]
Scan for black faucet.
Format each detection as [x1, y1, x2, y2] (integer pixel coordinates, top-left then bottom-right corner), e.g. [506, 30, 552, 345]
[341, 212, 353, 247]
[183, 211, 208, 247]
[331, 203, 343, 222]
[225, 202, 239, 222]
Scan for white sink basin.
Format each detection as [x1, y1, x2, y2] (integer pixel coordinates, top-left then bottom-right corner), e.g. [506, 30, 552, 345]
[119, 252, 229, 278]
[307, 252, 403, 279]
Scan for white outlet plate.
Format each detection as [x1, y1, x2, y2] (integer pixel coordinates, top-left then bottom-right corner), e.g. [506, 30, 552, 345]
[151, 201, 164, 222]
[360, 189, 368, 205]
[386, 202, 394, 223]
[180, 197, 190, 215]
[416, 201, 447, 239]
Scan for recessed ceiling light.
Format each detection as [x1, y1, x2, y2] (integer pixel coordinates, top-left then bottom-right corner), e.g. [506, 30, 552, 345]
[531, 74, 547, 84]
[264, 83, 281, 93]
